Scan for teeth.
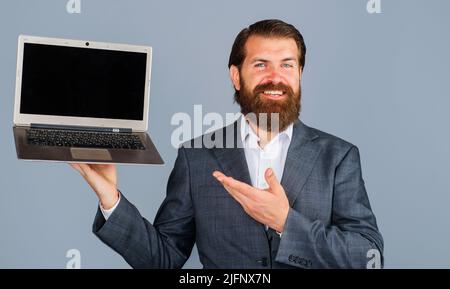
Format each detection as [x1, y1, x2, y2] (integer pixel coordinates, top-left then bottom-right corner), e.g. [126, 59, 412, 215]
[264, 90, 283, 95]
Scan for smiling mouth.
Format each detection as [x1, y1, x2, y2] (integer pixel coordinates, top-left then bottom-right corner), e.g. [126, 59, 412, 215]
[260, 90, 286, 100]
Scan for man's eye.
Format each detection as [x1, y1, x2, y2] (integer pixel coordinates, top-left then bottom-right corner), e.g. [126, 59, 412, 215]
[255, 63, 266, 68]
[282, 63, 294, 68]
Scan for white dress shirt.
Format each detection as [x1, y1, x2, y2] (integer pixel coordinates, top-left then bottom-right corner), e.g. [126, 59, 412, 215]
[240, 115, 293, 235]
[240, 114, 293, 190]
[100, 193, 120, 220]
[100, 114, 294, 228]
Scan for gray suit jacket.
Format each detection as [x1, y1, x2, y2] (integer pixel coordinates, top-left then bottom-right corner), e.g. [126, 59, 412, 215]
[93, 119, 383, 269]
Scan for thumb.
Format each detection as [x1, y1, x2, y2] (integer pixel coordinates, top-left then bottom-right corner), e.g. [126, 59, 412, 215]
[265, 168, 282, 194]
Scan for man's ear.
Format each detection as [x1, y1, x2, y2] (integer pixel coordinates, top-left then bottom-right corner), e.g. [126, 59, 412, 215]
[229, 65, 241, 91]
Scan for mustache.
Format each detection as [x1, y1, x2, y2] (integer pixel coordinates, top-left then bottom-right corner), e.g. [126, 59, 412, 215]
[253, 82, 295, 95]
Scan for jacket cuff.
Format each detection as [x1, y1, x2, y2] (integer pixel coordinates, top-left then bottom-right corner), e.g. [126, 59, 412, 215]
[275, 208, 314, 268]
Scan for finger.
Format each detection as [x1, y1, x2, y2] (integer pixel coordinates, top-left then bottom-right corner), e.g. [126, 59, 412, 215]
[69, 163, 86, 177]
[76, 164, 103, 186]
[265, 168, 283, 194]
[213, 171, 252, 204]
[223, 182, 250, 203]
[226, 176, 257, 199]
[214, 174, 255, 198]
[77, 163, 93, 175]
[222, 183, 266, 225]
[69, 163, 80, 171]
[79, 164, 113, 192]
[222, 182, 253, 212]
[212, 170, 226, 182]
[69, 163, 98, 189]
[213, 171, 259, 201]
[93, 164, 115, 172]
[91, 164, 117, 185]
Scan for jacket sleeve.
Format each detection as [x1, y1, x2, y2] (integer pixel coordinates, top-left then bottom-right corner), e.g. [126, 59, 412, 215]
[275, 146, 384, 268]
[92, 147, 195, 268]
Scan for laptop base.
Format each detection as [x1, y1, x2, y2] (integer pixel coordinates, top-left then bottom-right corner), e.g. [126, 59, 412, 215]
[13, 126, 164, 165]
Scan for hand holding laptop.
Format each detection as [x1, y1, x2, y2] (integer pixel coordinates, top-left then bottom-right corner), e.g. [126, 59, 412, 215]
[70, 163, 119, 210]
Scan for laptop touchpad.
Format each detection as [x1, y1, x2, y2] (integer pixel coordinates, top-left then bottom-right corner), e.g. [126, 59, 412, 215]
[70, 148, 112, 161]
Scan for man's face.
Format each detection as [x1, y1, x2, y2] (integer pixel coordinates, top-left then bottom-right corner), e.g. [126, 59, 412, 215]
[230, 35, 302, 132]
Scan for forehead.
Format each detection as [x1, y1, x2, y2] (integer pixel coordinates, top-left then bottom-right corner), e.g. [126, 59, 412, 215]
[244, 35, 299, 62]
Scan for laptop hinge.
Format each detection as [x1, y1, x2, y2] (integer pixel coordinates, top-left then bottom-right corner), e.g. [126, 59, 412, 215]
[30, 123, 132, 133]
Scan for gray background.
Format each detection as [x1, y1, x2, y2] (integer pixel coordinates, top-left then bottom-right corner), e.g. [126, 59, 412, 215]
[0, 0, 449, 268]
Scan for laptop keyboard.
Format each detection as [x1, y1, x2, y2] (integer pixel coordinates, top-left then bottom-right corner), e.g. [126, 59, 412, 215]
[26, 129, 145, 150]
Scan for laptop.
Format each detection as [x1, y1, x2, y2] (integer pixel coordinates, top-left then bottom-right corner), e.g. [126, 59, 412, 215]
[13, 35, 164, 165]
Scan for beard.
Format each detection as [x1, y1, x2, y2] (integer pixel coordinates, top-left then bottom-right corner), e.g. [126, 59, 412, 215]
[234, 77, 301, 133]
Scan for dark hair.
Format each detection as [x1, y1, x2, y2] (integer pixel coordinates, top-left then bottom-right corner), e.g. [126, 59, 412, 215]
[228, 19, 306, 70]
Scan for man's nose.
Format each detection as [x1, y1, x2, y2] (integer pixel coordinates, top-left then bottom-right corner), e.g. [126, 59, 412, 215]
[266, 67, 282, 84]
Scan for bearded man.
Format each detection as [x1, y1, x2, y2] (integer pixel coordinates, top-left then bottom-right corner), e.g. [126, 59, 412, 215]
[71, 19, 383, 269]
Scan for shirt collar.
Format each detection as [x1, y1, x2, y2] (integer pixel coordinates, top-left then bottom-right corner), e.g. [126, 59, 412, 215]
[240, 114, 293, 146]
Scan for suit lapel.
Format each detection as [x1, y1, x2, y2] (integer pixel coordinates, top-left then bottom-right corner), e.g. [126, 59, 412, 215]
[212, 118, 322, 206]
[212, 119, 252, 186]
[281, 119, 321, 206]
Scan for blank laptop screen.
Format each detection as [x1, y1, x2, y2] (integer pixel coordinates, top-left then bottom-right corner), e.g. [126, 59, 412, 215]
[20, 43, 147, 121]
